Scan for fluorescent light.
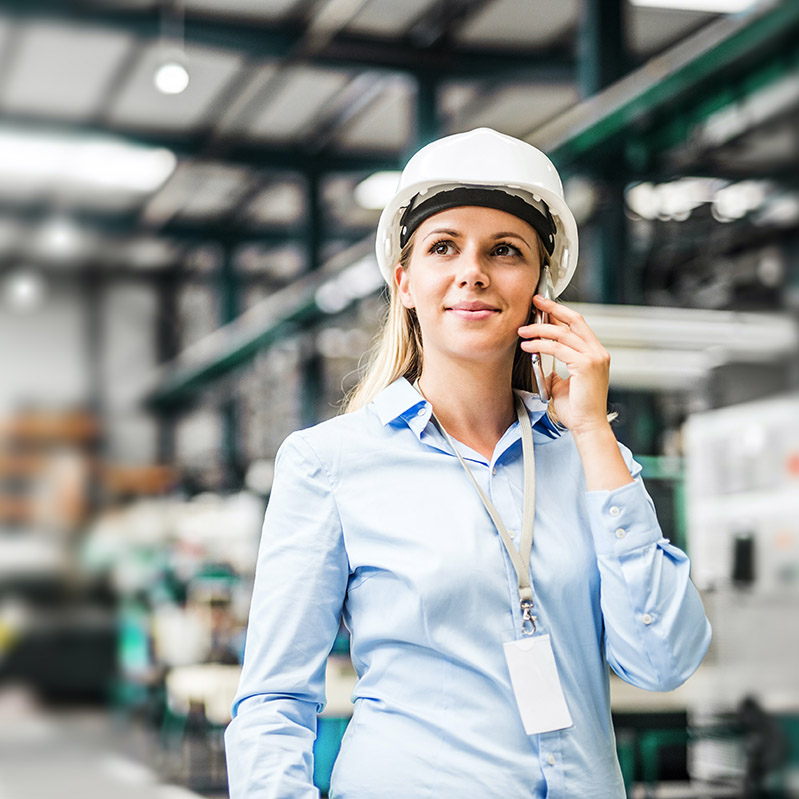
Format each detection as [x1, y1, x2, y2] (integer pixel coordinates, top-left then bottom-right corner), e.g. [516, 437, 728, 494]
[4, 269, 47, 311]
[626, 178, 717, 221]
[72, 139, 177, 193]
[0, 128, 177, 194]
[354, 171, 401, 210]
[626, 177, 770, 223]
[712, 180, 767, 222]
[154, 61, 190, 95]
[38, 216, 83, 259]
[605, 347, 713, 389]
[628, 0, 760, 12]
[570, 302, 798, 360]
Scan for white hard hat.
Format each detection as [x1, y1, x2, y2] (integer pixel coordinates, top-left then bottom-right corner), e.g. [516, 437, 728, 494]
[376, 127, 578, 297]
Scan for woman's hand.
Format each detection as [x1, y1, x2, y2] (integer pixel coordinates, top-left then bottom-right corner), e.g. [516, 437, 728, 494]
[518, 295, 611, 436]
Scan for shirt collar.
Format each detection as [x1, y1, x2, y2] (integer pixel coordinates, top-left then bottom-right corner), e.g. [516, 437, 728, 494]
[371, 377, 564, 440]
[373, 377, 427, 426]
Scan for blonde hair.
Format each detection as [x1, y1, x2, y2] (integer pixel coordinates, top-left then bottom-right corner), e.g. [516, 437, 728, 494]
[343, 233, 551, 414]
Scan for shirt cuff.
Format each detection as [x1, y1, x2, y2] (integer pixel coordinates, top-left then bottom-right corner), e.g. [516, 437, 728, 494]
[585, 479, 663, 557]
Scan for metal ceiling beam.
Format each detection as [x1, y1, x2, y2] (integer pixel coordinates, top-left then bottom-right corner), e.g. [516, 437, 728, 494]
[317, 37, 574, 81]
[529, 1, 799, 170]
[0, 1, 574, 81]
[302, 73, 400, 151]
[0, 114, 404, 174]
[404, 0, 499, 50]
[645, 49, 799, 173]
[0, 202, 374, 260]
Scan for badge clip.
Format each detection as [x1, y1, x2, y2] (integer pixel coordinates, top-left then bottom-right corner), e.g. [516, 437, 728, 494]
[521, 600, 537, 636]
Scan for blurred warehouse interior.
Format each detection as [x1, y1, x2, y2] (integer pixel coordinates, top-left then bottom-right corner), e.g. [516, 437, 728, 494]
[0, 0, 798, 796]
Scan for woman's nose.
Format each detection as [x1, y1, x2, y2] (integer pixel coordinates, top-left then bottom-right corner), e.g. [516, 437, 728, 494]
[456, 251, 489, 287]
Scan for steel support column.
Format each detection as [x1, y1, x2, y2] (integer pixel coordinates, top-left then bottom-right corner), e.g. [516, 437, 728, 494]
[219, 243, 242, 483]
[578, 0, 629, 304]
[300, 171, 324, 427]
[414, 72, 439, 152]
[577, 0, 628, 99]
[155, 268, 181, 464]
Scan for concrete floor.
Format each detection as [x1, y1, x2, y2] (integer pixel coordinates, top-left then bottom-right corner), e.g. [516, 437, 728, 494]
[0, 686, 227, 799]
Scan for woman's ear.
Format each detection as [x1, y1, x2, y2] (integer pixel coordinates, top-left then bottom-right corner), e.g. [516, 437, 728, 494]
[394, 264, 415, 309]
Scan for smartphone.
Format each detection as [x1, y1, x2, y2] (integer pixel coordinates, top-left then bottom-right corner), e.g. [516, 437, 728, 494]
[530, 264, 553, 400]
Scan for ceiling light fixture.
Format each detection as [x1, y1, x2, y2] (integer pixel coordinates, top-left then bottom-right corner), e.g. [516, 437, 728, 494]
[625, 178, 719, 221]
[628, 0, 761, 13]
[354, 171, 402, 210]
[155, 1, 190, 95]
[4, 269, 47, 312]
[154, 59, 190, 95]
[0, 128, 177, 194]
[39, 216, 83, 259]
[712, 180, 767, 222]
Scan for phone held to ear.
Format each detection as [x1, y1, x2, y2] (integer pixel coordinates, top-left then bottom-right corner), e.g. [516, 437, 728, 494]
[530, 264, 553, 401]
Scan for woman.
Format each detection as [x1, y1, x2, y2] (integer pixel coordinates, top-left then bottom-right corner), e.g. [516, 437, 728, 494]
[225, 128, 711, 799]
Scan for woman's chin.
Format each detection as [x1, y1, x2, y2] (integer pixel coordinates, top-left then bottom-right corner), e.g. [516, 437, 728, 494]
[434, 342, 518, 369]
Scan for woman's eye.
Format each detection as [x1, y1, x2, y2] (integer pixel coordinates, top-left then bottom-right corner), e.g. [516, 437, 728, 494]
[494, 243, 521, 257]
[430, 241, 452, 255]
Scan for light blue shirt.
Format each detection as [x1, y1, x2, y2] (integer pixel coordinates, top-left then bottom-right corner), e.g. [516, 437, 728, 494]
[225, 377, 711, 799]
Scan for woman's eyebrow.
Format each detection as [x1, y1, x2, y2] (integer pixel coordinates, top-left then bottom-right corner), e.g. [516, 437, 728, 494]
[422, 228, 461, 241]
[492, 232, 534, 248]
[492, 231, 526, 240]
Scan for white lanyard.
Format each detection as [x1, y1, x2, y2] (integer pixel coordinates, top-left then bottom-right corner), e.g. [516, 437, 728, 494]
[430, 394, 538, 636]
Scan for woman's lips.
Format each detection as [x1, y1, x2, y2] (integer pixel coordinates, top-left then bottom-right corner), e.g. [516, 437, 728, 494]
[446, 303, 499, 321]
[447, 308, 497, 320]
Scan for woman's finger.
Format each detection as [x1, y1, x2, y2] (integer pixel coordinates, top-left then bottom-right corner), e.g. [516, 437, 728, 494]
[522, 336, 610, 373]
[520, 337, 589, 366]
[518, 323, 591, 354]
[532, 296, 602, 345]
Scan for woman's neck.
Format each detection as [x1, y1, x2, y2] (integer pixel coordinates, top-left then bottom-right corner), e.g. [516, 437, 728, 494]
[417, 357, 516, 460]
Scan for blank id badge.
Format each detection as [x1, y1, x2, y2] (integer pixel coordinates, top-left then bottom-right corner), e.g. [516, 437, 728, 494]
[503, 634, 573, 735]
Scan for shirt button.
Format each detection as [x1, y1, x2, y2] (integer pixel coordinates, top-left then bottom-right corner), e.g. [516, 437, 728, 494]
[609, 506, 621, 517]
[642, 613, 653, 625]
[615, 528, 626, 539]
[492, 467, 497, 475]
[547, 754, 556, 766]
[416, 408, 425, 417]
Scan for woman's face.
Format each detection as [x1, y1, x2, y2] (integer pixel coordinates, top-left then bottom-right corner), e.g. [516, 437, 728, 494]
[394, 205, 541, 372]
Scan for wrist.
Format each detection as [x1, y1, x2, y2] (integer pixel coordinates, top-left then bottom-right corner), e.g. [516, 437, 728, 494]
[568, 417, 614, 442]
[570, 420, 634, 491]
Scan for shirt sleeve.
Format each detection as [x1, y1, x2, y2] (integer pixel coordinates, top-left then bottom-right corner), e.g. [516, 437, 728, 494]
[225, 432, 349, 799]
[584, 443, 712, 692]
